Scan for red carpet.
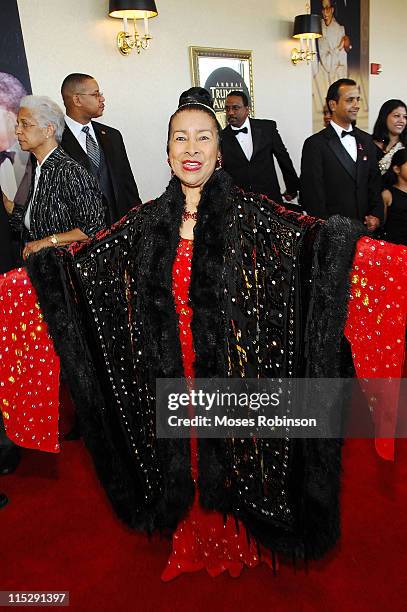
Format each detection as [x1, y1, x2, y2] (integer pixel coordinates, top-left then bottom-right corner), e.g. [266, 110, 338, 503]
[1, 437, 407, 612]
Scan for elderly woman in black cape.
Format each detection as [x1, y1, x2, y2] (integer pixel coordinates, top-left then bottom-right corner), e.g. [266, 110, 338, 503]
[26, 97, 363, 580]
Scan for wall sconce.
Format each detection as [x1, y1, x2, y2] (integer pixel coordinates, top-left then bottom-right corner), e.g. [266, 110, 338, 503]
[109, 0, 158, 56]
[291, 5, 322, 65]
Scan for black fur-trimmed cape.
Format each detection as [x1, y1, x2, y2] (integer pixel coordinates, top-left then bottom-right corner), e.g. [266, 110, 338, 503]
[27, 170, 365, 561]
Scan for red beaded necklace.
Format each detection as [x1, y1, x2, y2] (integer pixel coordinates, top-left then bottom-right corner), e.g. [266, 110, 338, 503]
[182, 209, 198, 222]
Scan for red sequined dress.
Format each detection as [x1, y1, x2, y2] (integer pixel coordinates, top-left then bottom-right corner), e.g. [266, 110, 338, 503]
[161, 238, 274, 581]
[1, 237, 407, 575]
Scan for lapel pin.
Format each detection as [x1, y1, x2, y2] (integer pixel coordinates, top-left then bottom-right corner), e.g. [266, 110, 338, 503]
[363, 156, 368, 161]
[101, 130, 106, 135]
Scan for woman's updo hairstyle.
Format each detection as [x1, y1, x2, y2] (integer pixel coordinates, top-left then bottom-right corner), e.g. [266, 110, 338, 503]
[178, 87, 214, 108]
[167, 88, 221, 153]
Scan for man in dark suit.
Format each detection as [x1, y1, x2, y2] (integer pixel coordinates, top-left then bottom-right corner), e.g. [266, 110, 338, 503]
[221, 91, 299, 204]
[300, 78, 383, 228]
[60, 73, 140, 225]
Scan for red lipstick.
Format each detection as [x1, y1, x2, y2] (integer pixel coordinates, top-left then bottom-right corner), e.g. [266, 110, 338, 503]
[182, 160, 202, 172]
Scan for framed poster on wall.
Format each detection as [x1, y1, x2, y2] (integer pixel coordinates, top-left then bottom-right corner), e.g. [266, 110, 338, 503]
[311, 0, 369, 133]
[0, 0, 32, 204]
[189, 46, 254, 128]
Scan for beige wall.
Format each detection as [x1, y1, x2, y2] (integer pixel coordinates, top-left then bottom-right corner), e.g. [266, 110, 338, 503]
[17, 0, 406, 201]
[18, 0, 310, 201]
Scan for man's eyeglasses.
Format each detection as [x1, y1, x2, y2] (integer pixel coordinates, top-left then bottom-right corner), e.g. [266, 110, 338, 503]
[225, 105, 245, 112]
[75, 92, 104, 99]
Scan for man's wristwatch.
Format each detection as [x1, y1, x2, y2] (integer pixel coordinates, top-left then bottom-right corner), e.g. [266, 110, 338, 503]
[49, 234, 59, 246]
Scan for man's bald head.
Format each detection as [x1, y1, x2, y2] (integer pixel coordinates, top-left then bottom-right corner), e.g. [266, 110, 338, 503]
[61, 73, 105, 123]
[61, 73, 94, 104]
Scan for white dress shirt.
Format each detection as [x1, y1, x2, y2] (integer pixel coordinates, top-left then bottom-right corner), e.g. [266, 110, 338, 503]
[64, 115, 98, 154]
[330, 120, 357, 162]
[231, 117, 253, 161]
[24, 147, 58, 231]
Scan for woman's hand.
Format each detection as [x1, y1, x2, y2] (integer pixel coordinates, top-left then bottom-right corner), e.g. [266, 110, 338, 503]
[2, 190, 14, 215]
[339, 35, 351, 52]
[364, 215, 381, 232]
[22, 228, 89, 259]
[22, 239, 51, 260]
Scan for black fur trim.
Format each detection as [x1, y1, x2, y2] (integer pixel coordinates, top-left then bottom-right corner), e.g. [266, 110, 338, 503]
[306, 214, 366, 377]
[26, 249, 151, 530]
[136, 170, 235, 518]
[299, 215, 366, 559]
[189, 170, 233, 379]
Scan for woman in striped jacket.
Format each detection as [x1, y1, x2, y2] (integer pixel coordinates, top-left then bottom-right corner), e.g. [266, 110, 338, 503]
[2, 95, 105, 260]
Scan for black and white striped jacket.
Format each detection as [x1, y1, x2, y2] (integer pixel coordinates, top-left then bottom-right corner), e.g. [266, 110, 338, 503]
[11, 147, 105, 241]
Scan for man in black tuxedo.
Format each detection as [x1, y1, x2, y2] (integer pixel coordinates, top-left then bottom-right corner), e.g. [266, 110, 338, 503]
[221, 91, 299, 204]
[61, 73, 140, 225]
[300, 78, 383, 228]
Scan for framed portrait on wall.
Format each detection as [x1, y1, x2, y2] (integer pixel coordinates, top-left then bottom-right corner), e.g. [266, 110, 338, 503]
[0, 0, 31, 203]
[311, 0, 369, 133]
[189, 46, 254, 128]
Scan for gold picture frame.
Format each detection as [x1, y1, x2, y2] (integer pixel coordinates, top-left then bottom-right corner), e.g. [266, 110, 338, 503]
[189, 46, 254, 128]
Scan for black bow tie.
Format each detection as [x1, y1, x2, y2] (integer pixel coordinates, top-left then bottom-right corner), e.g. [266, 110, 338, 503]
[0, 150, 15, 166]
[233, 127, 248, 135]
[341, 130, 356, 138]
